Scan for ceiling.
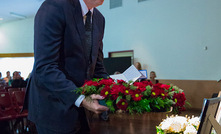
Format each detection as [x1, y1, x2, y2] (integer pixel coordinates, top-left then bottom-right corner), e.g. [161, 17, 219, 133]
[0, 0, 44, 24]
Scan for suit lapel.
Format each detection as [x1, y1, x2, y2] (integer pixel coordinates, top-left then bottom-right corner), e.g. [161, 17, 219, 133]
[71, 0, 85, 41]
[71, 0, 87, 60]
[91, 10, 100, 61]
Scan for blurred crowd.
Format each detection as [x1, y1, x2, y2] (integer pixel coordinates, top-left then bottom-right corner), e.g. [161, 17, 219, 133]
[0, 71, 28, 88]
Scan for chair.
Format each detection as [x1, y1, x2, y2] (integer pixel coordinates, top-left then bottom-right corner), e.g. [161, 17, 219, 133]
[8, 88, 20, 95]
[12, 91, 29, 133]
[20, 87, 26, 92]
[0, 89, 6, 92]
[4, 86, 12, 92]
[7, 88, 21, 110]
[12, 91, 26, 112]
[0, 92, 18, 118]
[0, 85, 4, 89]
[0, 92, 18, 132]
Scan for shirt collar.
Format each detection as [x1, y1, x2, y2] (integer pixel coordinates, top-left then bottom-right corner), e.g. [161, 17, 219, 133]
[79, 0, 94, 17]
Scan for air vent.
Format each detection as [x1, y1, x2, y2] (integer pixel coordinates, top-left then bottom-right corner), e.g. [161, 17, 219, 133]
[110, 0, 122, 9]
[138, 0, 148, 2]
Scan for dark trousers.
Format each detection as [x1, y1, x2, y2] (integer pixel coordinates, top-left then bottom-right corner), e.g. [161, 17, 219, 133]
[36, 108, 90, 134]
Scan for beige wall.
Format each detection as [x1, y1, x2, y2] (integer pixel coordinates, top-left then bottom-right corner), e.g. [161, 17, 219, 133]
[159, 79, 221, 110]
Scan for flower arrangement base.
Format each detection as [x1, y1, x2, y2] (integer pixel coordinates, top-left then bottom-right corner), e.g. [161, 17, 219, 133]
[88, 111, 172, 134]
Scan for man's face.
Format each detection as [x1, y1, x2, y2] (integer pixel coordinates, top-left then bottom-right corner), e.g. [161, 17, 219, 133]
[84, 0, 104, 8]
[94, 0, 104, 6]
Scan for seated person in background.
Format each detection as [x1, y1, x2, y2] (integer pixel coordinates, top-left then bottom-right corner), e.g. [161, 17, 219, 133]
[11, 71, 27, 88]
[114, 71, 121, 75]
[148, 71, 159, 84]
[134, 62, 142, 70]
[0, 72, 6, 87]
[3, 71, 12, 85]
[18, 71, 24, 80]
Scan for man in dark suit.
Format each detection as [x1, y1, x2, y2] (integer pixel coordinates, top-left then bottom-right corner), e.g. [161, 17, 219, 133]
[23, 0, 109, 133]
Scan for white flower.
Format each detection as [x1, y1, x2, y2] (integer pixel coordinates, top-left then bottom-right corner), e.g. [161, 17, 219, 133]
[160, 117, 173, 130]
[157, 115, 200, 134]
[184, 125, 197, 134]
[170, 116, 188, 132]
[160, 116, 188, 132]
[188, 117, 200, 128]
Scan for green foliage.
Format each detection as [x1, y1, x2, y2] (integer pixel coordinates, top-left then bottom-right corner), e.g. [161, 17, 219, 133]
[127, 99, 152, 114]
[75, 87, 83, 94]
[92, 78, 103, 81]
[83, 85, 97, 96]
[122, 82, 130, 88]
[106, 99, 115, 112]
[156, 126, 164, 134]
[116, 96, 123, 104]
[130, 85, 138, 90]
[126, 95, 131, 101]
[164, 98, 174, 106]
[128, 101, 143, 114]
[185, 101, 192, 107]
[168, 91, 175, 97]
[97, 86, 104, 94]
[138, 99, 151, 112]
[143, 86, 151, 97]
[150, 97, 165, 109]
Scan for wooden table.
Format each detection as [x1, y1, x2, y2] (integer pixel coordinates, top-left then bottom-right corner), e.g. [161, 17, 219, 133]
[89, 109, 201, 134]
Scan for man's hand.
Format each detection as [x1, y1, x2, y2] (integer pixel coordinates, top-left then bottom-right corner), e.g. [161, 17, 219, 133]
[81, 94, 109, 114]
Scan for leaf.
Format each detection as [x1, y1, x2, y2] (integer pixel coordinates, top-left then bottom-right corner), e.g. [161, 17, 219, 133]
[126, 95, 131, 101]
[168, 86, 173, 92]
[74, 87, 83, 94]
[122, 82, 129, 87]
[185, 101, 192, 107]
[130, 85, 137, 90]
[116, 96, 123, 104]
[138, 99, 151, 112]
[156, 126, 164, 134]
[150, 97, 166, 110]
[127, 106, 134, 114]
[146, 85, 152, 91]
[168, 91, 175, 97]
[106, 99, 115, 112]
[106, 99, 113, 106]
[128, 80, 133, 84]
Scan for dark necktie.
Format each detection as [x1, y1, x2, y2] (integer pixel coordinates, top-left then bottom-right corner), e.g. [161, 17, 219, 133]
[85, 11, 92, 61]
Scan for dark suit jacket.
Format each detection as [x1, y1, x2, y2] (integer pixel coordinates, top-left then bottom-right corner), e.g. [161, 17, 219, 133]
[23, 0, 108, 132]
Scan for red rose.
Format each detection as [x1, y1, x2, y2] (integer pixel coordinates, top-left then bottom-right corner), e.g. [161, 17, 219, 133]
[110, 85, 121, 100]
[160, 84, 171, 90]
[123, 88, 130, 95]
[141, 80, 153, 86]
[151, 84, 165, 97]
[133, 82, 147, 92]
[100, 86, 111, 98]
[173, 92, 186, 107]
[83, 80, 99, 87]
[130, 90, 143, 101]
[116, 99, 128, 111]
[117, 79, 126, 84]
[99, 78, 115, 86]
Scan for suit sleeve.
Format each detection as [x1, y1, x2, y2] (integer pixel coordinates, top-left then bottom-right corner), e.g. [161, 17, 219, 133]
[93, 17, 109, 79]
[33, 1, 79, 109]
